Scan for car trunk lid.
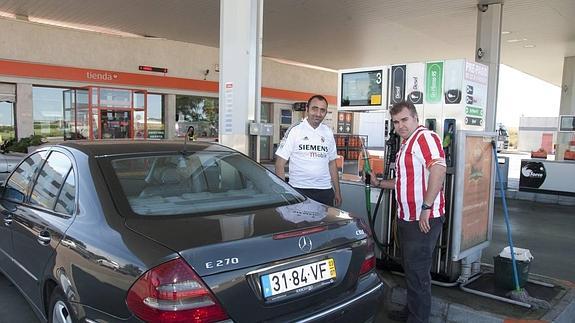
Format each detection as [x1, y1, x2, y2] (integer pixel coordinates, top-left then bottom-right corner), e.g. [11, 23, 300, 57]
[124, 199, 368, 276]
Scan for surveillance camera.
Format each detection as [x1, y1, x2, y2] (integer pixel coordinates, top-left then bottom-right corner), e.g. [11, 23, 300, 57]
[477, 48, 485, 59]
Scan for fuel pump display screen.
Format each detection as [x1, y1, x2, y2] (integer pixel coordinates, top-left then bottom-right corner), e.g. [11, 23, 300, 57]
[340, 70, 383, 107]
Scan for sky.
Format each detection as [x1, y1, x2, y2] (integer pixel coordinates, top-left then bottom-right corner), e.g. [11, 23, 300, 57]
[496, 64, 561, 128]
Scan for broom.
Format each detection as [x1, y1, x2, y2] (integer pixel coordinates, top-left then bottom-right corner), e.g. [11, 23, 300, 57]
[492, 141, 550, 309]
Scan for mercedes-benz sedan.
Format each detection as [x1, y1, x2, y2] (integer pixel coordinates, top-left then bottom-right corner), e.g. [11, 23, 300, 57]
[0, 141, 383, 322]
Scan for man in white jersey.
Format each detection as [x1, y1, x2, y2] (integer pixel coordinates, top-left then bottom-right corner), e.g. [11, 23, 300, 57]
[373, 101, 446, 323]
[275, 95, 342, 207]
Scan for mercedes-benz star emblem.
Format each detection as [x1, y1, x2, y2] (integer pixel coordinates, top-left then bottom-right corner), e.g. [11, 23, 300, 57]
[298, 236, 313, 253]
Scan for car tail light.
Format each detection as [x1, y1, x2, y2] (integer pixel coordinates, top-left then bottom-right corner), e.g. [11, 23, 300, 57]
[357, 218, 375, 276]
[359, 231, 376, 276]
[359, 253, 376, 276]
[126, 258, 228, 323]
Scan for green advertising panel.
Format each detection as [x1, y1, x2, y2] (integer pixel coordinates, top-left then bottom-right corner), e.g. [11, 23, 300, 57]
[426, 62, 443, 104]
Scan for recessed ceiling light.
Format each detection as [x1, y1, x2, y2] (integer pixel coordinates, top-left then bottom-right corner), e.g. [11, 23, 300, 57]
[523, 44, 536, 48]
[0, 10, 17, 18]
[501, 31, 512, 35]
[506, 38, 528, 43]
[28, 17, 143, 37]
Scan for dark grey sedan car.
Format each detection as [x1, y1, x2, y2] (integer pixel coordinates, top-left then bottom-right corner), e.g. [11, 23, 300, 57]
[0, 141, 383, 322]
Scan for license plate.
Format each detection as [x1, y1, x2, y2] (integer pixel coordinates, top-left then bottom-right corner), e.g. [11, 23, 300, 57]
[260, 259, 336, 299]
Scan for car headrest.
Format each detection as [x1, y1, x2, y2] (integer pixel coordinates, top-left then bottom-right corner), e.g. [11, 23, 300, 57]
[160, 168, 182, 184]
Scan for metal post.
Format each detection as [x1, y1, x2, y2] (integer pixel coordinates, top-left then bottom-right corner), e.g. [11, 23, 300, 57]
[219, 0, 263, 155]
[476, 2, 503, 132]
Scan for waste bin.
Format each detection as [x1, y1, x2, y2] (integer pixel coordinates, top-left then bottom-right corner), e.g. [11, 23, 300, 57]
[494, 247, 532, 290]
[496, 156, 509, 190]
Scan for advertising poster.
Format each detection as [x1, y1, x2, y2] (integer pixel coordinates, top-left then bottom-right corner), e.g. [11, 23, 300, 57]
[519, 160, 575, 195]
[460, 136, 493, 251]
[390, 65, 406, 104]
[443, 60, 464, 104]
[463, 62, 488, 129]
[405, 63, 425, 105]
[425, 62, 443, 104]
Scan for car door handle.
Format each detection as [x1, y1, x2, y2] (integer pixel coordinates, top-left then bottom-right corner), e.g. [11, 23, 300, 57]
[3, 213, 12, 227]
[37, 231, 51, 245]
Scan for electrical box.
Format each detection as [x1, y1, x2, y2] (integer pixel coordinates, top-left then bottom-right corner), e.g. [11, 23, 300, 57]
[249, 122, 274, 136]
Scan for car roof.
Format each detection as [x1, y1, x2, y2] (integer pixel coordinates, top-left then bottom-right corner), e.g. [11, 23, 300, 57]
[56, 140, 235, 157]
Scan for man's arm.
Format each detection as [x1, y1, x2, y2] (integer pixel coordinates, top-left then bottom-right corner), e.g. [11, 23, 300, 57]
[370, 175, 396, 190]
[423, 164, 446, 205]
[419, 163, 446, 233]
[275, 156, 288, 181]
[328, 159, 342, 206]
[369, 173, 395, 190]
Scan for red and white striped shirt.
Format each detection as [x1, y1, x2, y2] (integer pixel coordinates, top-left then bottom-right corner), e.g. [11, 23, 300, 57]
[395, 126, 446, 221]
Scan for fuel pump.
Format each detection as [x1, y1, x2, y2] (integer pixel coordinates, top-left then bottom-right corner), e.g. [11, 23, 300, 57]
[370, 117, 463, 282]
[338, 59, 493, 283]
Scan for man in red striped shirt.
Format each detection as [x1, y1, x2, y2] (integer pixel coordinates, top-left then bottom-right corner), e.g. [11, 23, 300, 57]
[374, 101, 446, 323]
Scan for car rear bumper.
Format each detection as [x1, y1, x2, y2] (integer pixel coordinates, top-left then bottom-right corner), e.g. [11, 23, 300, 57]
[296, 281, 384, 323]
[77, 281, 384, 323]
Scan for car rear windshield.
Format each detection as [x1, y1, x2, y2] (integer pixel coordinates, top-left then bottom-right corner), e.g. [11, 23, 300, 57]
[107, 151, 305, 216]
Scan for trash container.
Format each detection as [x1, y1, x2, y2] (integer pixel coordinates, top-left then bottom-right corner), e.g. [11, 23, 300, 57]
[496, 156, 509, 190]
[494, 247, 532, 290]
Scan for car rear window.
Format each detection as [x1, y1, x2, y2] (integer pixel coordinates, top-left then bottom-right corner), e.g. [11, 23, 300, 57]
[107, 151, 304, 216]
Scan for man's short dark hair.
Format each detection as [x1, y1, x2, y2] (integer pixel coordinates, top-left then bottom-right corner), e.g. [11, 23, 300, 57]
[307, 95, 328, 108]
[390, 101, 418, 118]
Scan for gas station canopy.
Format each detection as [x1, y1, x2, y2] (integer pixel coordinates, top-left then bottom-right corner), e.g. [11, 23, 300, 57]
[0, 0, 573, 86]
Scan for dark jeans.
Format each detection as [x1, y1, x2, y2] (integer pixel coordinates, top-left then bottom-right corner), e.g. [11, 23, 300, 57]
[397, 216, 444, 323]
[295, 188, 335, 206]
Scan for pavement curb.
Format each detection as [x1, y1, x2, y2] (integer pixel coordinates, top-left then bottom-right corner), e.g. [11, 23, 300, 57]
[388, 285, 504, 323]
[380, 273, 575, 323]
[541, 287, 575, 323]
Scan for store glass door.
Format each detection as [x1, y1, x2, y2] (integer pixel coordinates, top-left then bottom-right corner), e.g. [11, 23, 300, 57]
[63, 89, 90, 140]
[100, 110, 131, 139]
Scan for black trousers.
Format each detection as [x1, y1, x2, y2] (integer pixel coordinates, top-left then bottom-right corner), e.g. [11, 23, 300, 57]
[295, 188, 335, 206]
[397, 216, 444, 323]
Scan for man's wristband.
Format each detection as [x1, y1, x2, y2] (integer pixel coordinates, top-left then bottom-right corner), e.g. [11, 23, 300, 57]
[421, 203, 433, 210]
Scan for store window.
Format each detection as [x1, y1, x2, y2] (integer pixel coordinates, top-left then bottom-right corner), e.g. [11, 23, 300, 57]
[279, 109, 293, 140]
[36, 86, 163, 141]
[147, 94, 164, 139]
[260, 102, 273, 160]
[175, 95, 218, 140]
[0, 101, 15, 141]
[33, 86, 69, 138]
[0, 83, 16, 142]
[280, 109, 292, 125]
